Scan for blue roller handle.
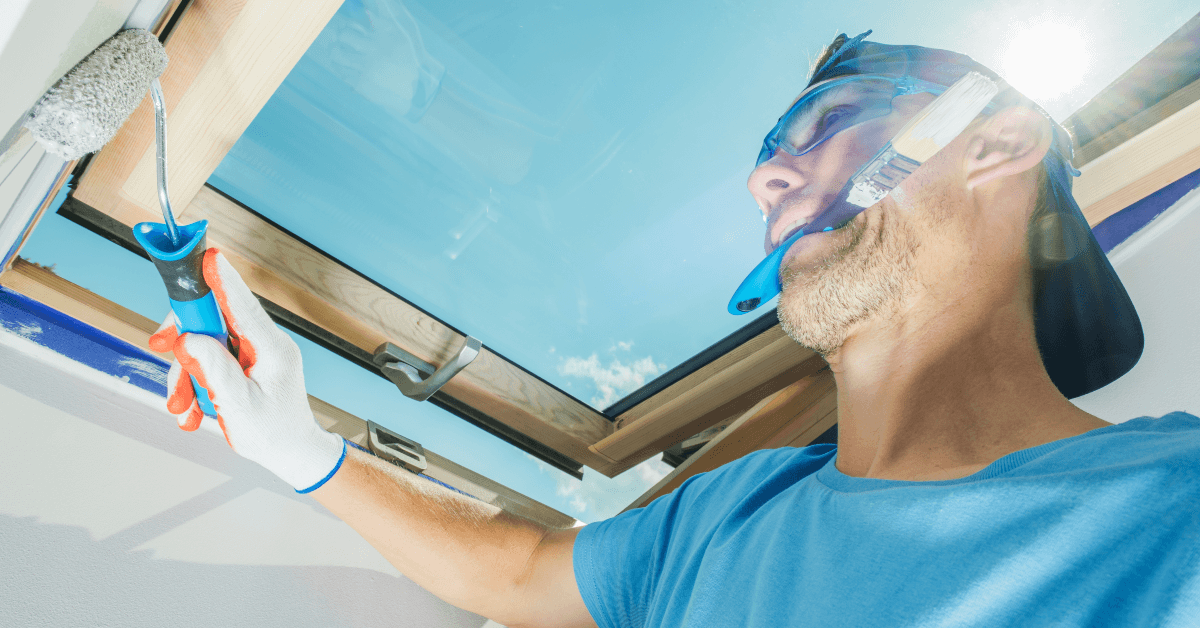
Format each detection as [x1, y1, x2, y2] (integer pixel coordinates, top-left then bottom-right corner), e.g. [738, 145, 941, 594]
[133, 219, 229, 417]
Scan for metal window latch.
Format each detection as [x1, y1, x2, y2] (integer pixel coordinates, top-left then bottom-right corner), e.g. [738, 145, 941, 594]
[372, 336, 482, 402]
[367, 421, 427, 474]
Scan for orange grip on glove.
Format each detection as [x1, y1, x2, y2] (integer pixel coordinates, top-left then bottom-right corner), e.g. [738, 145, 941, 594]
[150, 249, 345, 492]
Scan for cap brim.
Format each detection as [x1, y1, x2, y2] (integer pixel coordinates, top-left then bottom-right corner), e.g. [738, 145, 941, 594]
[1032, 177, 1144, 399]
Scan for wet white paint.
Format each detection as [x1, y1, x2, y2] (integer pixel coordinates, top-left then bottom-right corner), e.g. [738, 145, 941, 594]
[117, 355, 168, 386]
[7, 320, 41, 340]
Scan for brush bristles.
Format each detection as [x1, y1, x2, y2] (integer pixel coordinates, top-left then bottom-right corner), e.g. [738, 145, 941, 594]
[890, 72, 999, 163]
[24, 29, 167, 161]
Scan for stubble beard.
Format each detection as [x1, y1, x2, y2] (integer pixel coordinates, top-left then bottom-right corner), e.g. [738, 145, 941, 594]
[777, 208, 920, 357]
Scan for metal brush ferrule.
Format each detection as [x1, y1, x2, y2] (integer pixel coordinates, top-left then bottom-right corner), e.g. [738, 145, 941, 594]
[846, 144, 923, 208]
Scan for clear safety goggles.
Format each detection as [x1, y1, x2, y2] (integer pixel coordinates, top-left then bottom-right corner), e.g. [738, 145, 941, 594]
[731, 73, 1003, 314]
[755, 74, 990, 168]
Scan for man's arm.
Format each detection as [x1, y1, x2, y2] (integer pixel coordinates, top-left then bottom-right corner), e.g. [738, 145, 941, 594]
[155, 249, 597, 628]
[312, 447, 597, 628]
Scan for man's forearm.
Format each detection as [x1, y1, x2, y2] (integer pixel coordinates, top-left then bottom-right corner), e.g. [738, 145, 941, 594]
[312, 447, 552, 623]
[151, 252, 572, 624]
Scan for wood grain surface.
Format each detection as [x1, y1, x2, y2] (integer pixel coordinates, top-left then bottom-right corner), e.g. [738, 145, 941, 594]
[1073, 77, 1200, 167]
[185, 187, 615, 468]
[594, 328, 825, 468]
[1, 257, 171, 360]
[1074, 97, 1200, 227]
[622, 369, 837, 512]
[75, 0, 344, 220]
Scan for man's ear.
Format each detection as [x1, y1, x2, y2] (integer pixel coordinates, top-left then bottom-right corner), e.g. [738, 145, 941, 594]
[963, 105, 1052, 190]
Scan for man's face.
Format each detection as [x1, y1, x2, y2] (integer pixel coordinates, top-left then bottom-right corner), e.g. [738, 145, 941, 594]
[747, 83, 944, 355]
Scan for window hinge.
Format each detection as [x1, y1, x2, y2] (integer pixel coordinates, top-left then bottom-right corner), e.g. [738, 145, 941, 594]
[367, 421, 428, 474]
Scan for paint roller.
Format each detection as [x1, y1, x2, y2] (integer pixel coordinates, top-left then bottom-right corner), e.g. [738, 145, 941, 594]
[24, 29, 228, 417]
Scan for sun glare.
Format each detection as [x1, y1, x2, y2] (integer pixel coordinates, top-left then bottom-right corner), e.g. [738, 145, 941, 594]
[1001, 18, 1089, 103]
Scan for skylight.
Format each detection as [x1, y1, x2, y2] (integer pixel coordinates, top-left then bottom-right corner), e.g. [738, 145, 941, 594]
[208, 0, 1194, 411]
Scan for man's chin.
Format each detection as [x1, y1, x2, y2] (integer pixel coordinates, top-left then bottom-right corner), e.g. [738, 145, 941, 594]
[776, 211, 910, 357]
[777, 289, 849, 357]
[779, 213, 866, 287]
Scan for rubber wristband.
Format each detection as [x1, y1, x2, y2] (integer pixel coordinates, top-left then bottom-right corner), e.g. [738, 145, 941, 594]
[295, 438, 347, 494]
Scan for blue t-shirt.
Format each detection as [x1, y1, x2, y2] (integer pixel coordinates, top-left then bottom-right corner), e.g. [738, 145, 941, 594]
[574, 412, 1200, 627]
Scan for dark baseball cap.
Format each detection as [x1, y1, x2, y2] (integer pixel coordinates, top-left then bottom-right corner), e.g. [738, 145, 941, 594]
[803, 31, 1144, 399]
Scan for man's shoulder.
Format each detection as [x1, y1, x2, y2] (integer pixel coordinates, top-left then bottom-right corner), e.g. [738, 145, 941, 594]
[670, 444, 836, 506]
[1094, 411, 1200, 448]
[1036, 411, 1200, 476]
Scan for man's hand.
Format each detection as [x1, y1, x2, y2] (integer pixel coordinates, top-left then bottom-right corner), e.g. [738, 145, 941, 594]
[151, 250, 596, 627]
[149, 248, 344, 492]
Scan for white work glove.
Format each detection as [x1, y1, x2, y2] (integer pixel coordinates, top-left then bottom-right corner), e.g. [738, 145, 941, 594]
[149, 249, 346, 492]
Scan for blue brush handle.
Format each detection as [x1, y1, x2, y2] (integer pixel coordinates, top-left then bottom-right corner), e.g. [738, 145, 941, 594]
[728, 177, 868, 315]
[133, 219, 229, 418]
[727, 227, 807, 315]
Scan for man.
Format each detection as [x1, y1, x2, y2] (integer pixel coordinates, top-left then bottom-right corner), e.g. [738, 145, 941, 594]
[153, 32, 1199, 627]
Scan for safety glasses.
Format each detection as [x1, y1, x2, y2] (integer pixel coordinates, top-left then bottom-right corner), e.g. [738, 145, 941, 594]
[755, 74, 968, 168]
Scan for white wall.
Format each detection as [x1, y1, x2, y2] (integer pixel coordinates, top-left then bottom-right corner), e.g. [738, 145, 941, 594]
[0, 329, 496, 628]
[1072, 186, 1200, 422]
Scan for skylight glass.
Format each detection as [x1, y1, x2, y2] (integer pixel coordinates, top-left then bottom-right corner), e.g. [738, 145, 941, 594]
[209, 0, 1194, 410]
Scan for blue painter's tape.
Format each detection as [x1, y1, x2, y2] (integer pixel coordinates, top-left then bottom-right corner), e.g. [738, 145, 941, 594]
[0, 286, 170, 397]
[417, 472, 478, 500]
[1093, 164, 1200, 253]
[3, 286, 486, 502]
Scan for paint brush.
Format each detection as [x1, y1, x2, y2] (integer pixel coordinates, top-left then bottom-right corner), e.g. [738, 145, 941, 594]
[728, 71, 1001, 315]
[846, 71, 1000, 208]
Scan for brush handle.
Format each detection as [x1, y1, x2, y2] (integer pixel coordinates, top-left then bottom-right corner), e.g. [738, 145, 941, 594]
[133, 220, 229, 417]
[728, 177, 863, 315]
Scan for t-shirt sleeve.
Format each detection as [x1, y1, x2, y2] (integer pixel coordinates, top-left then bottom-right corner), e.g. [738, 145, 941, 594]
[572, 474, 693, 628]
[572, 447, 828, 628]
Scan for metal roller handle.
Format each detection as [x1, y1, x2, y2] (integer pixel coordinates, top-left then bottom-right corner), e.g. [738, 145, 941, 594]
[149, 77, 181, 246]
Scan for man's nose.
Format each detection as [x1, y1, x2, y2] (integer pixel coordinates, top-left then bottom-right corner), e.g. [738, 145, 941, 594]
[747, 158, 806, 221]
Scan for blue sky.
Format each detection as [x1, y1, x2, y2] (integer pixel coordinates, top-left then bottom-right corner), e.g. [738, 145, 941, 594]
[20, 0, 1196, 522]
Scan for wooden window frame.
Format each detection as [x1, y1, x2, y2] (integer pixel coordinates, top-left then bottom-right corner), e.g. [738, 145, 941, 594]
[0, 257, 575, 530]
[25, 2, 1200, 484]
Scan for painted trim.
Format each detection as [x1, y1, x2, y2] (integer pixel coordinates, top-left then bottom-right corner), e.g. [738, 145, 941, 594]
[0, 282, 492, 503]
[1093, 165, 1200, 253]
[0, 285, 169, 397]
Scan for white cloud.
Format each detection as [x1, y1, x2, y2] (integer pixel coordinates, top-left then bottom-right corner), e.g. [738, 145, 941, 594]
[612, 341, 634, 352]
[636, 457, 672, 486]
[527, 453, 676, 522]
[558, 350, 665, 409]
